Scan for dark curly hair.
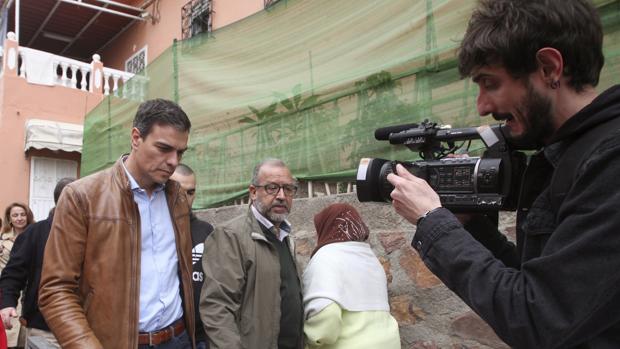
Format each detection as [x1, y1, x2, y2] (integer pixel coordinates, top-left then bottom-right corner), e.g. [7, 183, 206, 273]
[458, 0, 604, 92]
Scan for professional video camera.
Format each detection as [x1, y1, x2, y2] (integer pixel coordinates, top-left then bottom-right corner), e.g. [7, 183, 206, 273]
[356, 120, 527, 212]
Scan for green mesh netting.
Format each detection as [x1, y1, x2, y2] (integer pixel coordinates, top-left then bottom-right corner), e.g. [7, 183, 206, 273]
[81, 0, 620, 208]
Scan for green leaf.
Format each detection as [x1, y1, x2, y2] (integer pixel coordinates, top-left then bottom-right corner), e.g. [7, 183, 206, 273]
[265, 102, 278, 115]
[280, 98, 295, 111]
[239, 116, 257, 124]
[293, 94, 302, 109]
[300, 95, 319, 110]
[248, 106, 260, 115]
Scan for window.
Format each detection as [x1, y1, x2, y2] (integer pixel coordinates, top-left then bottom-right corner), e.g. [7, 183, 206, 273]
[125, 46, 147, 74]
[29, 157, 78, 221]
[182, 0, 212, 40]
[264, 0, 282, 9]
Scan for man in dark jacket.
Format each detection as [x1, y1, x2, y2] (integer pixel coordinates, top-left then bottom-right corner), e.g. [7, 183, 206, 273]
[0, 177, 74, 347]
[387, 0, 620, 348]
[171, 164, 213, 349]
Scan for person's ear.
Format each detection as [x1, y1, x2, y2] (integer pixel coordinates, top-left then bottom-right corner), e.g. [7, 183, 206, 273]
[536, 47, 564, 88]
[130, 127, 142, 150]
[249, 185, 257, 202]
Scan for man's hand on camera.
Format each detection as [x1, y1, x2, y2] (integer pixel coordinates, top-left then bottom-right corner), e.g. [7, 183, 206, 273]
[387, 163, 442, 226]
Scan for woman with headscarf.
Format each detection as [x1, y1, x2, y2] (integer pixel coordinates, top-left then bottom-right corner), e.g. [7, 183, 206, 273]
[1, 202, 34, 348]
[303, 203, 400, 349]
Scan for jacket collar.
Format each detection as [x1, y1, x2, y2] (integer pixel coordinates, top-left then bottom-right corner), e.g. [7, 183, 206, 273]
[112, 154, 181, 199]
[246, 207, 273, 243]
[120, 156, 166, 194]
[250, 204, 291, 240]
[549, 85, 620, 144]
[545, 85, 620, 166]
[111, 155, 135, 195]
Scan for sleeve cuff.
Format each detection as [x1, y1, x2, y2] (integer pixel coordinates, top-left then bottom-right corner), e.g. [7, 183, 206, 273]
[411, 207, 462, 257]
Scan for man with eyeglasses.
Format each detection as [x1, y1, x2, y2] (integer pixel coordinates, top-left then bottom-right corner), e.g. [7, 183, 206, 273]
[201, 158, 303, 349]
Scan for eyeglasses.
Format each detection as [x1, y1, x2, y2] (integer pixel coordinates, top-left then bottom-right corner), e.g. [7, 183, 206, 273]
[255, 183, 298, 196]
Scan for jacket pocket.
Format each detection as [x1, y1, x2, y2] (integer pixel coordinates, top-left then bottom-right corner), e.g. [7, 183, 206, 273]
[520, 191, 555, 260]
[522, 228, 552, 261]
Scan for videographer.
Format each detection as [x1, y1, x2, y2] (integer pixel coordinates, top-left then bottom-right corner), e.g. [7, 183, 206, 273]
[387, 0, 620, 348]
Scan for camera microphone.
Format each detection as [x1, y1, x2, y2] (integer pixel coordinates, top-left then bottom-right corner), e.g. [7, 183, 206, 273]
[374, 123, 419, 140]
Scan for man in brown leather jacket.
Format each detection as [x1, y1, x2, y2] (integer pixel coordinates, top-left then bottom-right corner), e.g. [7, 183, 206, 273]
[39, 99, 196, 349]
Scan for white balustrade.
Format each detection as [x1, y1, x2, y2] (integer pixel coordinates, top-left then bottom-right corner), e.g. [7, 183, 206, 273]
[18, 47, 91, 91]
[70, 64, 79, 88]
[13, 44, 146, 100]
[19, 51, 26, 78]
[112, 75, 120, 96]
[60, 62, 69, 87]
[103, 71, 111, 95]
[121, 76, 129, 98]
[102, 66, 146, 101]
[79, 66, 88, 91]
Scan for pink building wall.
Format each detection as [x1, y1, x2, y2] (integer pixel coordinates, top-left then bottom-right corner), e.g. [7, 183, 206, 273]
[101, 0, 263, 71]
[0, 74, 103, 214]
[211, 0, 264, 30]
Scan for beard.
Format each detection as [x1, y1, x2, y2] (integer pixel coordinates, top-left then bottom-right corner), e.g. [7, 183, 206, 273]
[504, 83, 555, 148]
[254, 199, 290, 223]
[493, 83, 554, 149]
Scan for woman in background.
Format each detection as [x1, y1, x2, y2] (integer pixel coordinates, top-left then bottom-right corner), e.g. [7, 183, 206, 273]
[1, 202, 34, 348]
[303, 203, 400, 349]
[1, 203, 34, 269]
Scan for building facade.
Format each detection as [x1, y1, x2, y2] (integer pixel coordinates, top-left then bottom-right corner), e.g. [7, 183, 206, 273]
[0, 0, 264, 219]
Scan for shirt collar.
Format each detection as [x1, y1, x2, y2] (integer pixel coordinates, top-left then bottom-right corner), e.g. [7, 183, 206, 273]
[251, 204, 291, 241]
[121, 156, 165, 193]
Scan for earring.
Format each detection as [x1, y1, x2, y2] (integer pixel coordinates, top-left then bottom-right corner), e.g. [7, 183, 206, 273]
[551, 80, 560, 89]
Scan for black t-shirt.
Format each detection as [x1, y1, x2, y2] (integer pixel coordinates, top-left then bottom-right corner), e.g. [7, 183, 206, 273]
[190, 213, 214, 344]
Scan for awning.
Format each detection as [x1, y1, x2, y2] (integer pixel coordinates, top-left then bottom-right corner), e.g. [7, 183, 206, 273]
[24, 119, 83, 153]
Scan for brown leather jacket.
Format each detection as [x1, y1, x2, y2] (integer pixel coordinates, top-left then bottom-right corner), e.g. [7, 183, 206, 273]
[39, 158, 195, 349]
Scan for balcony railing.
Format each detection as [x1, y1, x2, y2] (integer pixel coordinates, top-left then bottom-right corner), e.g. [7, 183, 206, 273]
[2, 32, 147, 101]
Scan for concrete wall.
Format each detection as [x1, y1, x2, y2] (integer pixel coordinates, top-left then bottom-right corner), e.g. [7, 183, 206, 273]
[196, 193, 516, 349]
